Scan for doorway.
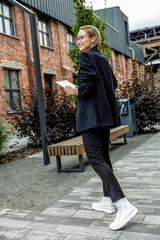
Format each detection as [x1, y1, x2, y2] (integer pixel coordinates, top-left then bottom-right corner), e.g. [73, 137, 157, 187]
[44, 74, 54, 108]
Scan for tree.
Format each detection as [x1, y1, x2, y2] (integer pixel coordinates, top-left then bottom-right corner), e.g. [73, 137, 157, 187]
[69, 0, 111, 72]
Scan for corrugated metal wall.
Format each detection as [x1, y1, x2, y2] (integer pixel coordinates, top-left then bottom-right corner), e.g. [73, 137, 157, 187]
[19, 0, 74, 26]
[18, 0, 144, 62]
[94, 7, 144, 62]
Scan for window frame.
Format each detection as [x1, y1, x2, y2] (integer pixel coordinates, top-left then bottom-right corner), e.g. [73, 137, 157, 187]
[67, 30, 75, 50]
[125, 56, 128, 72]
[3, 69, 22, 112]
[124, 21, 129, 45]
[0, 0, 14, 36]
[38, 17, 50, 47]
[115, 51, 120, 70]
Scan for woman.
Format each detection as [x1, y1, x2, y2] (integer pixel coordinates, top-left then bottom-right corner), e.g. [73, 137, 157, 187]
[65, 25, 138, 231]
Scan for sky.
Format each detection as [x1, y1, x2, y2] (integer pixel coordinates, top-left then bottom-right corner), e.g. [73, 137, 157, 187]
[85, 0, 160, 31]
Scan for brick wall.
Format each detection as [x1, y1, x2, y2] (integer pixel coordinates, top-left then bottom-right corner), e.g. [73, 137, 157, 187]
[0, 4, 74, 118]
[111, 50, 131, 81]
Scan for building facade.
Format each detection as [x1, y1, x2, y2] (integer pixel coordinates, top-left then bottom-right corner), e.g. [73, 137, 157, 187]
[130, 25, 160, 73]
[0, 0, 144, 117]
[94, 7, 144, 81]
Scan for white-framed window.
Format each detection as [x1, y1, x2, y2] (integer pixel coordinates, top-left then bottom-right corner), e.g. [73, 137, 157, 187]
[0, 0, 14, 36]
[3, 69, 21, 112]
[67, 30, 74, 50]
[38, 18, 50, 47]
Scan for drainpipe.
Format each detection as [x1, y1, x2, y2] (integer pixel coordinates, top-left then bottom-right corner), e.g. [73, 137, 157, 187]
[8, 0, 50, 166]
[24, 12, 33, 101]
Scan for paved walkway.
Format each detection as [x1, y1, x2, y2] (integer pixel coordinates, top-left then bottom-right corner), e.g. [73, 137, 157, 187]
[0, 132, 160, 239]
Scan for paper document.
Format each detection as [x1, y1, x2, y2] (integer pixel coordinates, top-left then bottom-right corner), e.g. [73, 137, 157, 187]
[56, 80, 76, 89]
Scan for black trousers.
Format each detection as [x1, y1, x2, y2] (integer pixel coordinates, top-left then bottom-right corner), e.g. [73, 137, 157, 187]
[82, 127, 125, 202]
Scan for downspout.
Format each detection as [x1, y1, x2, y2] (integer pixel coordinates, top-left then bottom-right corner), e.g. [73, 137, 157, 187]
[24, 12, 33, 100]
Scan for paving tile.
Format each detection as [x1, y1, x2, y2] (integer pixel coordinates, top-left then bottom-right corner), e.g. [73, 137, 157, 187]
[90, 219, 114, 228]
[55, 225, 121, 239]
[64, 235, 105, 240]
[129, 213, 145, 224]
[79, 203, 92, 210]
[50, 202, 80, 209]
[124, 222, 160, 235]
[72, 209, 105, 219]
[143, 215, 160, 225]
[119, 231, 160, 240]
[21, 229, 67, 240]
[3, 211, 28, 219]
[0, 217, 31, 228]
[26, 221, 58, 231]
[0, 212, 6, 217]
[41, 207, 78, 217]
[0, 227, 30, 239]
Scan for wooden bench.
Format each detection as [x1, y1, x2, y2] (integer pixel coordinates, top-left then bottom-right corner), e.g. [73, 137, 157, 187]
[48, 125, 129, 173]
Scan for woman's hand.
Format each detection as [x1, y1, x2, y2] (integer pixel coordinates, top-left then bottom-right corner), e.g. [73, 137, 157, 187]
[64, 86, 78, 96]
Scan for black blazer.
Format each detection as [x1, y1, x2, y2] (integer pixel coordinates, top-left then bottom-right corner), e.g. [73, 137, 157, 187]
[76, 47, 120, 132]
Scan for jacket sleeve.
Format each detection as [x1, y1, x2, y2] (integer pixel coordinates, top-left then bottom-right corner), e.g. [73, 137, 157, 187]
[78, 52, 97, 98]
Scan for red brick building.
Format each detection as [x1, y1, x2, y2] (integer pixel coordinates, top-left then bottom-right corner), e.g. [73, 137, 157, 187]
[0, 0, 75, 117]
[0, 0, 144, 117]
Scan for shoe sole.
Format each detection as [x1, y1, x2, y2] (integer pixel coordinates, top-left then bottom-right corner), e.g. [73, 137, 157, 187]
[109, 207, 138, 230]
[92, 204, 116, 214]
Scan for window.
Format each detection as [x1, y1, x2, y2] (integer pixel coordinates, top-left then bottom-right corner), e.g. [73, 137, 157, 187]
[115, 51, 119, 69]
[67, 30, 74, 50]
[0, 1, 14, 35]
[44, 74, 54, 108]
[124, 21, 129, 45]
[138, 62, 141, 74]
[125, 57, 128, 72]
[38, 18, 50, 47]
[110, 54, 113, 68]
[3, 69, 21, 112]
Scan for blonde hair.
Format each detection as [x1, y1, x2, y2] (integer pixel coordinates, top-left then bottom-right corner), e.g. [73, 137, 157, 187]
[79, 25, 101, 47]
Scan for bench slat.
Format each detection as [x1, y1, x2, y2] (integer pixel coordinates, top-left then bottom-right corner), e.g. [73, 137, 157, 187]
[76, 143, 85, 155]
[50, 136, 82, 147]
[110, 125, 129, 141]
[47, 125, 129, 156]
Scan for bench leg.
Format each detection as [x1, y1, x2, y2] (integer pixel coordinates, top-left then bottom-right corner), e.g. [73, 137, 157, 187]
[56, 156, 62, 172]
[110, 134, 127, 145]
[123, 133, 127, 144]
[79, 154, 84, 172]
[56, 155, 84, 173]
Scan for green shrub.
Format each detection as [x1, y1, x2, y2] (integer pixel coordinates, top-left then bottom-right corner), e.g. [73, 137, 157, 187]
[117, 60, 160, 133]
[0, 119, 11, 152]
[9, 84, 77, 147]
[135, 91, 160, 133]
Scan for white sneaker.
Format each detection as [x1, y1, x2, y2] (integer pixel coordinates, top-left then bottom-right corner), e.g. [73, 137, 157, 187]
[92, 196, 115, 214]
[109, 198, 138, 231]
